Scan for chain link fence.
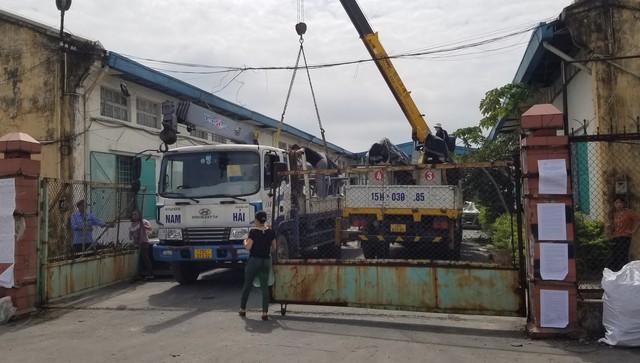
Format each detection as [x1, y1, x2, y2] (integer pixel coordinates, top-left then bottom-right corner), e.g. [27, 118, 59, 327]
[282, 162, 519, 264]
[570, 137, 640, 292]
[42, 178, 143, 262]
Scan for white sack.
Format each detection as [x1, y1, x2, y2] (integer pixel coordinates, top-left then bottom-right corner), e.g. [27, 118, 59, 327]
[598, 261, 640, 346]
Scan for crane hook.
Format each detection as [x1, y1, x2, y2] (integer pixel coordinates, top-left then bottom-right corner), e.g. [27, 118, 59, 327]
[295, 22, 307, 36]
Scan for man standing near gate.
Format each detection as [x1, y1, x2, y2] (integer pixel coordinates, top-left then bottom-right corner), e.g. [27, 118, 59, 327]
[70, 199, 113, 253]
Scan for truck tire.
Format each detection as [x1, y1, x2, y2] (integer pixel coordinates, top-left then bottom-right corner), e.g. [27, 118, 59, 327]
[170, 262, 200, 284]
[446, 219, 463, 261]
[275, 234, 290, 260]
[317, 243, 341, 259]
[362, 241, 389, 259]
[362, 242, 376, 259]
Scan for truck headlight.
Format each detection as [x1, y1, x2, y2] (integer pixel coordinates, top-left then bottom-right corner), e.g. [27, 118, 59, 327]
[158, 228, 183, 240]
[229, 227, 249, 240]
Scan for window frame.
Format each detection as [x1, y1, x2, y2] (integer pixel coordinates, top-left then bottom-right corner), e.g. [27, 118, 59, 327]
[136, 97, 160, 128]
[100, 86, 129, 121]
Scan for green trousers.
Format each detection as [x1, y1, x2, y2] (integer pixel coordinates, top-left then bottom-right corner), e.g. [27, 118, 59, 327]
[240, 256, 271, 312]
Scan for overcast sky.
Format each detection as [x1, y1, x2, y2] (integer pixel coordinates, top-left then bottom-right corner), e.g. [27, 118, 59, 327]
[2, 0, 573, 152]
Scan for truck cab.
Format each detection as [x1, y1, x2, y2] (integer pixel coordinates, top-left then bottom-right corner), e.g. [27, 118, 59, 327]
[153, 144, 291, 283]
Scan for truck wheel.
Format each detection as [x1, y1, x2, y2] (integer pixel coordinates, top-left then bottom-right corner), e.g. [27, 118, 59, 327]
[276, 234, 290, 260]
[448, 219, 463, 261]
[362, 241, 388, 259]
[170, 262, 200, 284]
[378, 241, 390, 259]
[318, 243, 341, 259]
[362, 242, 376, 259]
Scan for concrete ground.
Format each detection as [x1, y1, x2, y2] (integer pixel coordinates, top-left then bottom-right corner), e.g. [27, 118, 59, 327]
[1, 268, 639, 363]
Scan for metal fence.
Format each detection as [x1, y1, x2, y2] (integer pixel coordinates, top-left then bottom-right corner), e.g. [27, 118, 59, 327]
[570, 134, 640, 292]
[284, 161, 519, 265]
[42, 178, 142, 262]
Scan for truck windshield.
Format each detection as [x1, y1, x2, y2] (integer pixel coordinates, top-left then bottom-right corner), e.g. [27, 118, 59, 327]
[159, 151, 261, 198]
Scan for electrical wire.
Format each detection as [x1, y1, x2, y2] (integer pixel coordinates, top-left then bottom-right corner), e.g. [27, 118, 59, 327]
[118, 20, 544, 76]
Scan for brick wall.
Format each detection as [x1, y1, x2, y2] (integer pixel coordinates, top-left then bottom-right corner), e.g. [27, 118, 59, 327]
[0, 132, 41, 317]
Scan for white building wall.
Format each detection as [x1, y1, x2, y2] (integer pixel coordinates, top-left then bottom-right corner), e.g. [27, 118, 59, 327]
[72, 68, 351, 210]
[548, 68, 601, 219]
[565, 68, 595, 135]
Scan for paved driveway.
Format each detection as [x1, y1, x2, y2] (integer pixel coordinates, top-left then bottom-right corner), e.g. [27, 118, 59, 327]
[1, 268, 638, 362]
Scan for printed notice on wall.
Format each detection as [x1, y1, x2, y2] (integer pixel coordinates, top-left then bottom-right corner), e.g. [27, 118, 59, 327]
[537, 203, 567, 241]
[540, 243, 568, 280]
[0, 178, 16, 288]
[540, 289, 569, 328]
[538, 159, 567, 194]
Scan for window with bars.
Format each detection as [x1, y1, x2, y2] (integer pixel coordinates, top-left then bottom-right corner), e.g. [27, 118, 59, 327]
[90, 152, 157, 221]
[136, 98, 160, 128]
[116, 155, 134, 184]
[116, 155, 135, 218]
[100, 87, 129, 121]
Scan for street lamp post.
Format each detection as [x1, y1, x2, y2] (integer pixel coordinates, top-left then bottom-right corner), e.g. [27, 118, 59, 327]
[55, 0, 72, 42]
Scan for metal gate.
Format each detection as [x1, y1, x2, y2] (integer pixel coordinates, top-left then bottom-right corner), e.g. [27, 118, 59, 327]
[568, 131, 640, 297]
[39, 178, 140, 303]
[272, 160, 525, 317]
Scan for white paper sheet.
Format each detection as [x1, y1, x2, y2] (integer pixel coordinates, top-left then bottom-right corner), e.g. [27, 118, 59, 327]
[538, 159, 567, 194]
[0, 178, 16, 288]
[540, 243, 568, 280]
[540, 289, 569, 328]
[0, 264, 14, 288]
[537, 203, 567, 241]
[0, 179, 16, 214]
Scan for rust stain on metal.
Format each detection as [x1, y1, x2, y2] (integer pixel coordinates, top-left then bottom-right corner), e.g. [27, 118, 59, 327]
[274, 260, 523, 316]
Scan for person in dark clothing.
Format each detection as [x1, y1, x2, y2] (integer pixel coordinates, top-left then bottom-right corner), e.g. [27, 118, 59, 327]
[239, 210, 276, 320]
[291, 144, 329, 197]
[434, 123, 449, 143]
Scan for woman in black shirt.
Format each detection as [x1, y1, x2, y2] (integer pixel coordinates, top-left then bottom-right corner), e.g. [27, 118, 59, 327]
[239, 210, 276, 320]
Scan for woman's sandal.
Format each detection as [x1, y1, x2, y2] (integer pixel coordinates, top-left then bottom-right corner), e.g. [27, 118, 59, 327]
[238, 310, 246, 317]
[261, 313, 269, 321]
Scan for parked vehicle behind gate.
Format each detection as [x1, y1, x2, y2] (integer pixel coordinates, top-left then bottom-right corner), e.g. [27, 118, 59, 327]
[152, 101, 343, 284]
[338, 0, 463, 259]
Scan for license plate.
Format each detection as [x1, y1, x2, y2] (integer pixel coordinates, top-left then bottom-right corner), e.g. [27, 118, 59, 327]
[390, 224, 406, 232]
[194, 248, 212, 259]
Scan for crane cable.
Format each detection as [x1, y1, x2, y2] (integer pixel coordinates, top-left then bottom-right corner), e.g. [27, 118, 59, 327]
[300, 36, 330, 157]
[273, 2, 330, 157]
[273, 29, 304, 148]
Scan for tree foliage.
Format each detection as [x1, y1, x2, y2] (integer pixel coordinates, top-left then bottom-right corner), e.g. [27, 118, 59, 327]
[450, 126, 485, 148]
[478, 83, 533, 130]
[450, 83, 532, 226]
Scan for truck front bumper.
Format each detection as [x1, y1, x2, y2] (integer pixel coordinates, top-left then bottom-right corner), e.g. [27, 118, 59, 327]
[153, 243, 250, 263]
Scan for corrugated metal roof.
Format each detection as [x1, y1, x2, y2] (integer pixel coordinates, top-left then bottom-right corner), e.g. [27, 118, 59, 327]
[488, 19, 574, 140]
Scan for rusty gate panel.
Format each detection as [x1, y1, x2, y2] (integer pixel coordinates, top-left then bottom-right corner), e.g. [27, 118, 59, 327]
[44, 252, 138, 303]
[272, 260, 523, 317]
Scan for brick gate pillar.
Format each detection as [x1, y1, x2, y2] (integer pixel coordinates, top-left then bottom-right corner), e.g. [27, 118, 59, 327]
[520, 104, 577, 338]
[0, 132, 41, 318]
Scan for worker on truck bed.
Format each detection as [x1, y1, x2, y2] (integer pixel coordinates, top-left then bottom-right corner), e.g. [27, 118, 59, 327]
[434, 123, 449, 143]
[291, 144, 329, 197]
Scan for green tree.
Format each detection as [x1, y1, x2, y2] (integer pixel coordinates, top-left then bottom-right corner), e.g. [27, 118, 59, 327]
[453, 83, 533, 226]
[478, 83, 533, 130]
[451, 126, 485, 148]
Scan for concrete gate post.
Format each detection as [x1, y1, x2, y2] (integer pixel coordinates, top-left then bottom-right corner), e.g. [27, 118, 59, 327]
[0, 132, 42, 318]
[520, 104, 578, 338]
